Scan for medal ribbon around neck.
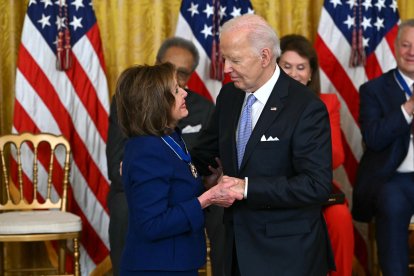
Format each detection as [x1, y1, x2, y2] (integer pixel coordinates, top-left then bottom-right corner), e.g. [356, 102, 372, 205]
[395, 69, 413, 97]
[161, 135, 198, 178]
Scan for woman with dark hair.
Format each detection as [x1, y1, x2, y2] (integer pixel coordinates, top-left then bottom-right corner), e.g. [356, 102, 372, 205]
[278, 34, 354, 276]
[115, 62, 242, 276]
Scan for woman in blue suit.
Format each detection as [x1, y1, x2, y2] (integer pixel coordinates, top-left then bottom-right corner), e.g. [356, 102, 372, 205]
[115, 63, 242, 275]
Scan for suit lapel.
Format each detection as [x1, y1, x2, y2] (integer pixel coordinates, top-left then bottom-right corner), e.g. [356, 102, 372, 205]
[389, 69, 411, 152]
[239, 71, 290, 170]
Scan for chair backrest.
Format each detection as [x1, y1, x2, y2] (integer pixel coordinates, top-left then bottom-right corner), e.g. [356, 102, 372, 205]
[0, 132, 71, 212]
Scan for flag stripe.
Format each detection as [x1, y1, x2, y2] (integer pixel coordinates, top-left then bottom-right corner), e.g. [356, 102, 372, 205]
[187, 73, 213, 102]
[315, 35, 360, 123]
[17, 45, 110, 213]
[384, 23, 398, 55]
[20, 16, 109, 182]
[364, 52, 383, 80]
[373, 36, 397, 74]
[72, 28, 110, 118]
[341, 131, 359, 185]
[175, 13, 223, 100]
[86, 24, 108, 76]
[66, 50, 108, 141]
[320, 70, 364, 160]
[317, 9, 368, 92]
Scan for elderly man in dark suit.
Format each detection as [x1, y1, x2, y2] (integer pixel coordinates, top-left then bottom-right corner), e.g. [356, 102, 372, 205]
[192, 14, 334, 275]
[352, 19, 414, 275]
[106, 37, 215, 276]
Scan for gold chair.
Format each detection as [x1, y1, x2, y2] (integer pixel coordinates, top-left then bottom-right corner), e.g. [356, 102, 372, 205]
[0, 132, 81, 275]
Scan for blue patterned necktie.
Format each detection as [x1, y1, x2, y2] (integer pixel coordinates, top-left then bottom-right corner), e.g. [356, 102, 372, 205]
[237, 94, 256, 168]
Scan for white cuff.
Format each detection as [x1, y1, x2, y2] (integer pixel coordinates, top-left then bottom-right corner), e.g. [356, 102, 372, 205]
[244, 177, 248, 198]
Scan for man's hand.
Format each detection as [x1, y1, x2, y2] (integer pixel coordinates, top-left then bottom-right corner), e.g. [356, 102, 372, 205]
[220, 176, 245, 198]
[404, 95, 414, 115]
[203, 157, 223, 190]
[198, 175, 244, 208]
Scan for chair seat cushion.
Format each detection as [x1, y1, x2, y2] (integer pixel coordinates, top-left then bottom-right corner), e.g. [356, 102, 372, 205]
[0, 210, 82, 234]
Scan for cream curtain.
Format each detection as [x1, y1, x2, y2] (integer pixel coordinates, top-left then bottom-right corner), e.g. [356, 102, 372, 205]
[1, 0, 413, 136]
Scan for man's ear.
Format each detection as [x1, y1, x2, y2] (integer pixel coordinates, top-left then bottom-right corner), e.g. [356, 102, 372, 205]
[260, 48, 272, 67]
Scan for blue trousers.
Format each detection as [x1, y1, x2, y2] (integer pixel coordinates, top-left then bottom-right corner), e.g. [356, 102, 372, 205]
[376, 172, 414, 276]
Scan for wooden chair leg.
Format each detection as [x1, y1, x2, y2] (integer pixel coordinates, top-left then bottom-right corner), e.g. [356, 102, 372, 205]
[73, 237, 80, 276]
[0, 242, 4, 275]
[58, 240, 66, 275]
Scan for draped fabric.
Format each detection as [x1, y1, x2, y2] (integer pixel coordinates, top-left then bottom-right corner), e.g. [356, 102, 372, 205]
[1, 0, 413, 136]
[0, 0, 413, 275]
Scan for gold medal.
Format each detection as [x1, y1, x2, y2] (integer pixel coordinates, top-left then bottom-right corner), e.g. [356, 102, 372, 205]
[189, 163, 198, 178]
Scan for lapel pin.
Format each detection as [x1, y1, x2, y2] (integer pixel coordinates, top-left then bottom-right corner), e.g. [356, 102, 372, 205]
[270, 107, 277, 111]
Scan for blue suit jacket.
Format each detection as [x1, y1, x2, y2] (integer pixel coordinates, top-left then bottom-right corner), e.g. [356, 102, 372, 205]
[352, 69, 411, 222]
[192, 69, 335, 275]
[120, 133, 206, 272]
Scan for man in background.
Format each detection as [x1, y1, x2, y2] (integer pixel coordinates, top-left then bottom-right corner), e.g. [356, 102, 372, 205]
[353, 19, 414, 275]
[106, 37, 218, 275]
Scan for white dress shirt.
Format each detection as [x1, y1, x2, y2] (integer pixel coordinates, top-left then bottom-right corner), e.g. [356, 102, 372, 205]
[238, 66, 281, 197]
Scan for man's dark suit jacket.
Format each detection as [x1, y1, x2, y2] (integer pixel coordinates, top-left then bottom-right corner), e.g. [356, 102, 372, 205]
[352, 69, 411, 222]
[192, 69, 335, 275]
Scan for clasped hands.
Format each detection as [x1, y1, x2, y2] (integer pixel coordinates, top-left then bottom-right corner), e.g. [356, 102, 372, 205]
[198, 158, 245, 209]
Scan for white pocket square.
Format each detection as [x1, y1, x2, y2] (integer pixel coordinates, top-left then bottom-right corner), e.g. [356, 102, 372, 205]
[182, 124, 202, 134]
[260, 135, 279, 142]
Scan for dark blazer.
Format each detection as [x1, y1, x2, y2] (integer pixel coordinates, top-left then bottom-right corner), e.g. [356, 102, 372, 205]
[192, 69, 335, 275]
[106, 90, 214, 274]
[106, 90, 214, 198]
[120, 134, 206, 272]
[352, 69, 411, 222]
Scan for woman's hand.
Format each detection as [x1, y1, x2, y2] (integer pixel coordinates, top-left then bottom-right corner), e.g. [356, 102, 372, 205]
[198, 175, 244, 209]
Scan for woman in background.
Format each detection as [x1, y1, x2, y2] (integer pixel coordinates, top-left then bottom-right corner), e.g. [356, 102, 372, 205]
[278, 34, 354, 276]
[115, 62, 241, 275]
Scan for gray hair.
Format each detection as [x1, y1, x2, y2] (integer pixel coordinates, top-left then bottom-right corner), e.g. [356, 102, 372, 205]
[397, 19, 414, 42]
[220, 14, 280, 61]
[156, 37, 200, 71]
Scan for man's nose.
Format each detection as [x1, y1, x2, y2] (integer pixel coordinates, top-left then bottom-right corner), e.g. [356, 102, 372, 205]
[223, 60, 232, 73]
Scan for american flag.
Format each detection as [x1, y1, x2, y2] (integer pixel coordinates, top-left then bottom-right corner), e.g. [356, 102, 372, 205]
[175, 0, 254, 101]
[315, 0, 399, 273]
[13, 0, 110, 274]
